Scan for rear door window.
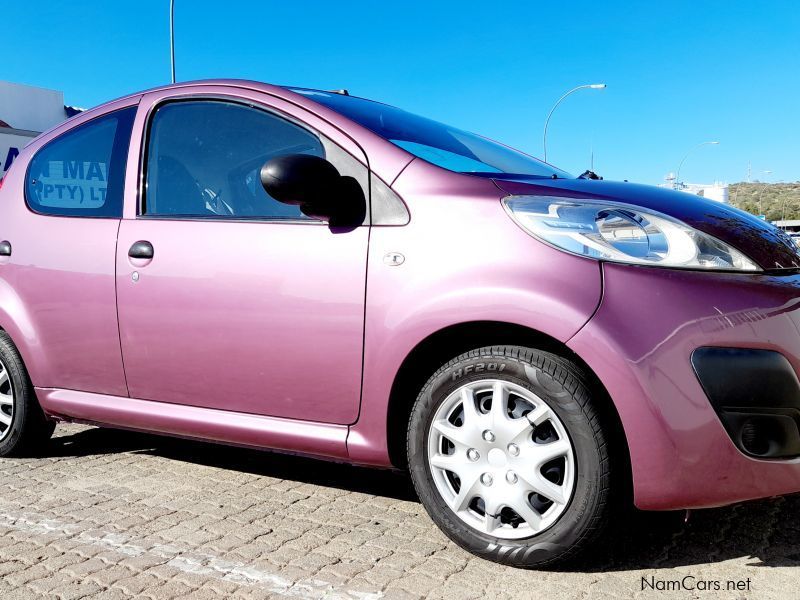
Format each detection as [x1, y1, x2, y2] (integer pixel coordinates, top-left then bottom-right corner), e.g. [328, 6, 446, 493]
[25, 106, 136, 217]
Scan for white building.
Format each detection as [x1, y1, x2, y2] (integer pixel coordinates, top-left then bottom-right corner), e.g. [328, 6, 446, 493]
[1, 81, 79, 177]
[773, 220, 800, 233]
[659, 173, 729, 203]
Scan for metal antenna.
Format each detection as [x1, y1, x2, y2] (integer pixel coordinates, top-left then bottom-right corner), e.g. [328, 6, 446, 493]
[170, 0, 176, 83]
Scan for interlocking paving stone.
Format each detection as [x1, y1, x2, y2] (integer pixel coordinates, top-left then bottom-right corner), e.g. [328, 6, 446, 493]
[0, 423, 797, 599]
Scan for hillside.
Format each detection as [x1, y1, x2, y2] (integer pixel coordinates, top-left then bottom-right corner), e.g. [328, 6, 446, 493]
[728, 182, 800, 222]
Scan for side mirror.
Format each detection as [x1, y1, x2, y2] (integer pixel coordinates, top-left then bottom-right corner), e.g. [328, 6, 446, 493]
[260, 154, 365, 226]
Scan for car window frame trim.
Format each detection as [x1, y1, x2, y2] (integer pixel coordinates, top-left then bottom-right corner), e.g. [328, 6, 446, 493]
[136, 94, 360, 226]
[23, 105, 138, 220]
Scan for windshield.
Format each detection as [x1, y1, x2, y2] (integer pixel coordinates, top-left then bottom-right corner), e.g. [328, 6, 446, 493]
[290, 89, 571, 179]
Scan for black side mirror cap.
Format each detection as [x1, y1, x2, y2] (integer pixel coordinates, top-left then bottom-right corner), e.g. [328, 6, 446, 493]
[260, 154, 366, 226]
[260, 154, 341, 208]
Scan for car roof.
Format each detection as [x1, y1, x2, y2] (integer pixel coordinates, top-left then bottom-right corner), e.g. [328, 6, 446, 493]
[100, 79, 359, 114]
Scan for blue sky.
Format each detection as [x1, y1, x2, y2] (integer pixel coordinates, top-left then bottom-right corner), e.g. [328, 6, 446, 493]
[4, 1, 798, 184]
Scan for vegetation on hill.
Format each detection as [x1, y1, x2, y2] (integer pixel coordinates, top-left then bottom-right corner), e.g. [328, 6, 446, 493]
[727, 182, 800, 222]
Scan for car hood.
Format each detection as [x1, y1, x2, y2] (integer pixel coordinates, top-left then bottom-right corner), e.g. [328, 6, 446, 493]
[493, 176, 800, 271]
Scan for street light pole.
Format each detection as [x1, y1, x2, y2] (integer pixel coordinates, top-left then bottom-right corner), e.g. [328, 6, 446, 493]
[675, 141, 719, 190]
[170, 0, 176, 84]
[542, 83, 606, 163]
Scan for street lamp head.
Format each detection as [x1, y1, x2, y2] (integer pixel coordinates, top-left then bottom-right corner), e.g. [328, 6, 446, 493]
[674, 141, 721, 189]
[542, 83, 608, 161]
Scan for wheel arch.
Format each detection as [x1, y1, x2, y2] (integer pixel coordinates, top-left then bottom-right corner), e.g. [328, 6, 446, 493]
[0, 282, 44, 386]
[385, 320, 631, 492]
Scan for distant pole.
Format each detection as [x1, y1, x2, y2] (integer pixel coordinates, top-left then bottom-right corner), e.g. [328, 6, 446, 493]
[170, 0, 176, 83]
[675, 141, 719, 190]
[780, 183, 789, 222]
[542, 83, 606, 163]
[758, 171, 772, 217]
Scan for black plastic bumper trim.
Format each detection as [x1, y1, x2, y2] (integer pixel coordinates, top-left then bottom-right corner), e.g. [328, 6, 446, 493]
[691, 347, 800, 459]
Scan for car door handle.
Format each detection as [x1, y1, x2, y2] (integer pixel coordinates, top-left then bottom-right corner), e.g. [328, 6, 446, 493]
[0, 241, 11, 257]
[128, 241, 154, 260]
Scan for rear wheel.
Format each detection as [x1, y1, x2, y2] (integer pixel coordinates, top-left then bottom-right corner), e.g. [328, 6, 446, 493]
[407, 346, 613, 567]
[0, 331, 55, 457]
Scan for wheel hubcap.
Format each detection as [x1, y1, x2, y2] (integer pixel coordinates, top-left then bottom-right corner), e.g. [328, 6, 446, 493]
[487, 448, 507, 467]
[0, 359, 14, 441]
[427, 379, 575, 539]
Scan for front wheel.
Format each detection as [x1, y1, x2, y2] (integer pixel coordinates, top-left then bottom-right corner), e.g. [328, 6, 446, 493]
[407, 346, 613, 568]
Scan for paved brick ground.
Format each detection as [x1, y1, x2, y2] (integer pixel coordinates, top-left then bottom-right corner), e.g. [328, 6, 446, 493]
[0, 423, 797, 599]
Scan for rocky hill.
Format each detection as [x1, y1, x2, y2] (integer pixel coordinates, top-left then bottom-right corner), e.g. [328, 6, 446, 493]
[728, 182, 800, 221]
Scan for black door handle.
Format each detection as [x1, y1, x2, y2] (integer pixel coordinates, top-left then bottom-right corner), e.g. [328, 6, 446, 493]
[0, 241, 10, 257]
[128, 240, 154, 259]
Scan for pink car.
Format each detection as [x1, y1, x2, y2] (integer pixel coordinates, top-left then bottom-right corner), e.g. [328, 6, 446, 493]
[0, 80, 799, 568]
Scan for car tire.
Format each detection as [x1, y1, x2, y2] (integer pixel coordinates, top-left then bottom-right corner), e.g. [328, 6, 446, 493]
[407, 345, 612, 568]
[0, 331, 55, 457]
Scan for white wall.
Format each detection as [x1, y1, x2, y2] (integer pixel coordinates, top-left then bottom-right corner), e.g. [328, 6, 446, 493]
[0, 81, 72, 176]
[0, 81, 65, 132]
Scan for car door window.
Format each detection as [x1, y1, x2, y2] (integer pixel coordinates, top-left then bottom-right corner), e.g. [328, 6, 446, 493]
[144, 101, 324, 219]
[25, 106, 136, 217]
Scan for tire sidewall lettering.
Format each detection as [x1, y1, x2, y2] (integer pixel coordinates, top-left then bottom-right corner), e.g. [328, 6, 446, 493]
[450, 362, 506, 382]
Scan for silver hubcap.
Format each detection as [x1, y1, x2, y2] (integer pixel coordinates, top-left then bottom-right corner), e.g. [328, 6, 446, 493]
[0, 359, 13, 441]
[427, 379, 575, 539]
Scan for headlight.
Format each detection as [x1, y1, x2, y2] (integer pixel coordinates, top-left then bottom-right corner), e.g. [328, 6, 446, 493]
[503, 195, 761, 272]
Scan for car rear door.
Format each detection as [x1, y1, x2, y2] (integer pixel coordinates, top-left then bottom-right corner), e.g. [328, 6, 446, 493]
[115, 89, 369, 424]
[0, 102, 138, 396]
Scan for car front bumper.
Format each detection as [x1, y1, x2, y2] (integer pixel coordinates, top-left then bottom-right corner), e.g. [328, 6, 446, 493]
[568, 263, 800, 510]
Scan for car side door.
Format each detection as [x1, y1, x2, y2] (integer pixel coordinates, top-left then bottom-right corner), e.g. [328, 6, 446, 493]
[0, 102, 138, 397]
[115, 92, 370, 424]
